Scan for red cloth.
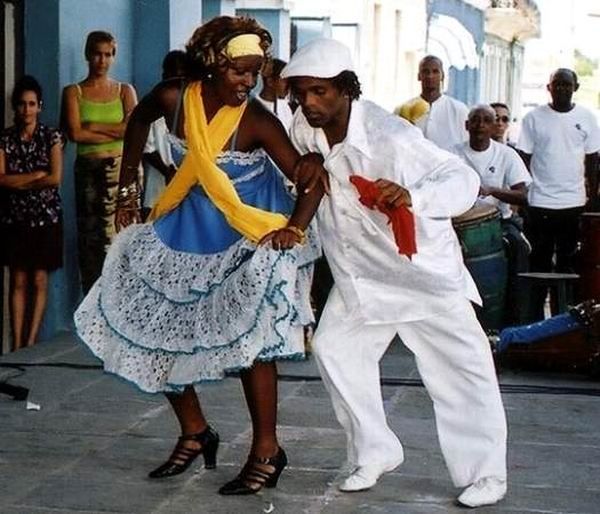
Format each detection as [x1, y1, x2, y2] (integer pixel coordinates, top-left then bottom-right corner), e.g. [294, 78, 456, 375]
[349, 175, 417, 258]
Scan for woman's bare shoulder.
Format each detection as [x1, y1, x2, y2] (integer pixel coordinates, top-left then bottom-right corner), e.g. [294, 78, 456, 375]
[153, 78, 187, 112]
[245, 97, 279, 126]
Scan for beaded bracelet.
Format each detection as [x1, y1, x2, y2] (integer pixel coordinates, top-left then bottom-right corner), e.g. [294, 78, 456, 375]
[118, 182, 140, 201]
[116, 182, 141, 212]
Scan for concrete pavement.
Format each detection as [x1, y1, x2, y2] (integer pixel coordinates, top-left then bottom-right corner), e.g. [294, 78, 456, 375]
[1, 332, 599, 513]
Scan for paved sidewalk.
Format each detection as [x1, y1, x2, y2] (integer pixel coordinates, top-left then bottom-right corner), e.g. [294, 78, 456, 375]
[1, 332, 599, 513]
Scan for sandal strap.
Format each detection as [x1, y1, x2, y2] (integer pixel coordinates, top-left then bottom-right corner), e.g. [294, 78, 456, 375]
[236, 457, 277, 488]
[179, 425, 217, 446]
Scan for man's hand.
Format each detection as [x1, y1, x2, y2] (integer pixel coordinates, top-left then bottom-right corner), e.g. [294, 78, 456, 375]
[479, 185, 492, 197]
[374, 179, 411, 209]
[294, 152, 330, 194]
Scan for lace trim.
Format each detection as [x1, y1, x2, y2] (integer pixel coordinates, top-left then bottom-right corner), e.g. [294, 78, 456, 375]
[165, 134, 266, 166]
[231, 162, 266, 184]
[216, 149, 266, 165]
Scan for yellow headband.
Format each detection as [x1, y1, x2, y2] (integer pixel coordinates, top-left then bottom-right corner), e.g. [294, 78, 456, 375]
[223, 34, 264, 60]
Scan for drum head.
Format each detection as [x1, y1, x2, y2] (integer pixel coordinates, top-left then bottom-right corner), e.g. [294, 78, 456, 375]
[453, 204, 500, 228]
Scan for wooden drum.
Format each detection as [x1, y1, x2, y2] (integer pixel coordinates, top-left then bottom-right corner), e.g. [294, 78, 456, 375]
[579, 213, 600, 301]
[453, 205, 507, 331]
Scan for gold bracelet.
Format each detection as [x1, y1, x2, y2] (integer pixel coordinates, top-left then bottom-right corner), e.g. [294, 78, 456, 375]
[283, 225, 306, 244]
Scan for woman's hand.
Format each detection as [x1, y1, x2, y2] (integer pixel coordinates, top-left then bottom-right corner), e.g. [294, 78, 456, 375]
[294, 153, 330, 194]
[14, 171, 47, 190]
[115, 206, 141, 232]
[115, 182, 142, 232]
[259, 226, 305, 250]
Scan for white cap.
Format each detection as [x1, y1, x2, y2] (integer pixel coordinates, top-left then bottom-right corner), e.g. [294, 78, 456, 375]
[281, 38, 354, 79]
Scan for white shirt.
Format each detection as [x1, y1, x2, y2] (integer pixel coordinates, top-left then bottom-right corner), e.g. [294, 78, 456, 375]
[412, 94, 469, 152]
[143, 117, 173, 209]
[453, 140, 532, 219]
[291, 99, 481, 324]
[518, 104, 600, 209]
[255, 95, 294, 133]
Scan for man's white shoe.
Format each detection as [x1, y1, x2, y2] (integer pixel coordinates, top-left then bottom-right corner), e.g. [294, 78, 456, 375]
[338, 456, 404, 492]
[457, 477, 507, 508]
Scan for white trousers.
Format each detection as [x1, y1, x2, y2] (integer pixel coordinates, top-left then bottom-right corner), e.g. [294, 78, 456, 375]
[312, 287, 507, 487]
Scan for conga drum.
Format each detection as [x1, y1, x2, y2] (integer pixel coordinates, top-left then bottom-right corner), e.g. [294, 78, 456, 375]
[453, 205, 507, 331]
[579, 213, 600, 301]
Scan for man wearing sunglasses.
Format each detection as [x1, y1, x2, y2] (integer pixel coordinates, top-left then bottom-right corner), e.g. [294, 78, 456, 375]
[490, 103, 515, 147]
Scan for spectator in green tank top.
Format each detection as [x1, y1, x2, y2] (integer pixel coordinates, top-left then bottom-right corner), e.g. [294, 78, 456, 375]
[61, 30, 137, 294]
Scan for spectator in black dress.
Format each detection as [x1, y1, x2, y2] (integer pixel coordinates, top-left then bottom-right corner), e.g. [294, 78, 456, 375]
[0, 75, 64, 350]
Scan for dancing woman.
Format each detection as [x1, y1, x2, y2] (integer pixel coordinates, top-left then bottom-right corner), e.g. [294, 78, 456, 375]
[75, 16, 324, 495]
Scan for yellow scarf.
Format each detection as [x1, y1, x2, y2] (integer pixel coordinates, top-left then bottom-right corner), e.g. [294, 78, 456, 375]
[148, 82, 288, 242]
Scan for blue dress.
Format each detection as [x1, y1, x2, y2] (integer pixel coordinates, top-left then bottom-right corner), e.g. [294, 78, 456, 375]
[74, 139, 320, 393]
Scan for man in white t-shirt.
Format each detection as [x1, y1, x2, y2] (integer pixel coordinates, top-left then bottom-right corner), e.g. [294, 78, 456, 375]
[142, 50, 187, 218]
[395, 55, 468, 152]
[454, 105, 531, 220]
[454, 104, 532, 324]
[518, 68, 600, 317]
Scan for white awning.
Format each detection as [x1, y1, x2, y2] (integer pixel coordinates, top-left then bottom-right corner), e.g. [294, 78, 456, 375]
[427, 13, 480, 70]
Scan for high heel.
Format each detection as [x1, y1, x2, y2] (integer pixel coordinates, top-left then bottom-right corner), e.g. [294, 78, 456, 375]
[148, 425, 219, 479]
[218, 447, 288, 495]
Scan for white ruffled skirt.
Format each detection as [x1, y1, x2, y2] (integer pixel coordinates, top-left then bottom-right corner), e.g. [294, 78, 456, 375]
[74, 223, 319, 393]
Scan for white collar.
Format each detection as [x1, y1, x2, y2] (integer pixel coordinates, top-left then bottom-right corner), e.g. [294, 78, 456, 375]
[341, 100, 372, 160]
[297, 99, 372, 160]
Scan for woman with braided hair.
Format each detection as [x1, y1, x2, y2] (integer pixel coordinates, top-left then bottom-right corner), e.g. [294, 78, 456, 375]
[75, 16, 326, 494]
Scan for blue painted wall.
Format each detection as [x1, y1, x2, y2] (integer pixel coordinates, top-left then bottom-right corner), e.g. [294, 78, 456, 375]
[290, 17, 332, 54]
[168, 1, 204, 54]
[236, 8, 290, 59]
[428, 0, 484, 106]
[133, 0, 203, 98]
[24, 0, 137, 339]
[23, 0, 68, 341]
[203, 0, 235, 23]
[23, 0, 202, 341]
[133, 0, 171, 98]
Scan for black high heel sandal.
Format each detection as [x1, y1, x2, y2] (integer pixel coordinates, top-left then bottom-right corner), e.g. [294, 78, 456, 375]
[148, 425, 219, 479]
[218, 447, 288, 495]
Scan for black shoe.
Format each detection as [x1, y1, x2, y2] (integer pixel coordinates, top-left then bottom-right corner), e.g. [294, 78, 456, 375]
[218, 447, 288, 495]
[148, 425, 219, 479]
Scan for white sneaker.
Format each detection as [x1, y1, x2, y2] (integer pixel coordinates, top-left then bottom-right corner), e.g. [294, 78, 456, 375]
[338, 455, 404, 493]
[457, 476, 507, 508]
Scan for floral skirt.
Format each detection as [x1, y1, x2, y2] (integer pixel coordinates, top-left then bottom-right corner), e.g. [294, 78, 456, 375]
[74, 222, 320, 393]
